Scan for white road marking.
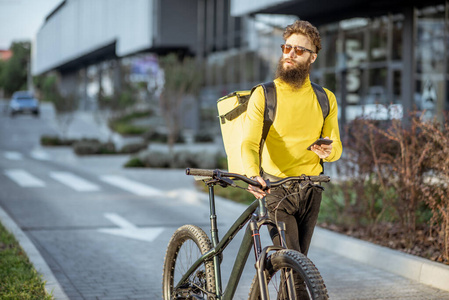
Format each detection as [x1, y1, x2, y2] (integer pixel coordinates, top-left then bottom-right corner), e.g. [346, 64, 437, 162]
[99, 213, 164, 242]
[30, 149, 50, 161]
[4, 151, 23, 160]
[50, 172, 100, 192]
[100, 175, 163, 196]
[166, 189, 203, 205]
[104, 213, 135, 229]
[4, 169, 45, 187]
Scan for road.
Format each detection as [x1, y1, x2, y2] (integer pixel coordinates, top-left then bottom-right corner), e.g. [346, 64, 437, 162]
[1, 101, 449, 300]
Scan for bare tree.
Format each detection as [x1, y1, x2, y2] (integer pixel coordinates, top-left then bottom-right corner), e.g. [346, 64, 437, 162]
[159, 53, 203, 153]
[34, 74, 78, 140]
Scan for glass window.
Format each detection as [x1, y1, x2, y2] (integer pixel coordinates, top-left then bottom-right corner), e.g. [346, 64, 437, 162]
[417, 6, 445, 75]
[345, 29, 367, 68]
[344, 27, 367, 105]
[324, 72, 337, 93]
[346, 68, 362, 104]
[370, 17, 389, 62]
[416, 5, 446, 116]
[392, 17, 403, 60]
[365, 68, 388, 105]
[393, 70, 401, 104]
[322, 26, 338, 68]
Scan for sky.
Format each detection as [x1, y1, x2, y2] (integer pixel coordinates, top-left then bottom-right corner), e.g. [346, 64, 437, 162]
[0, 0, 64, 49]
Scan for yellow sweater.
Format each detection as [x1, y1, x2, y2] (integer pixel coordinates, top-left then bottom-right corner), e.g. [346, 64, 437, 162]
[241, 77, 342, 178]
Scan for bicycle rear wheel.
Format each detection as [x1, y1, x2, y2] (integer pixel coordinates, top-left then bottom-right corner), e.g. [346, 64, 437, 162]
[162, 225, 216, 300]
[248, 249, 328, 300]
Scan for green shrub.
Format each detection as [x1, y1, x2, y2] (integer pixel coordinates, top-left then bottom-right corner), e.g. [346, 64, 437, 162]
[120, 142, 148, 154]
[40, 135, 74, 146]
[194, 132, 214, 143]
[123, 157, 145, 168]
[72, 139, 116, 155]
[172, 151, 220, 169]
[136, 150, 172, 168]
[72, 139, 101, 155]
[126, 149, 226, 169]
[143, 131, 185, 143]
[330, 114, 449, 263]
[172, 151, 198, 169]
[143, 131, 168, 143]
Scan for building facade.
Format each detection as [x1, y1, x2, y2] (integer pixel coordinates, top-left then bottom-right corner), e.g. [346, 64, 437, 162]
[33, 0, 449, 133]
[231, 0, 449, 125]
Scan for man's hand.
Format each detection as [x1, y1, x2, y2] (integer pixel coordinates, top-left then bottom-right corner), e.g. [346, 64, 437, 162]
[311, 136, 333, 159]
[247, 176, 270, 199]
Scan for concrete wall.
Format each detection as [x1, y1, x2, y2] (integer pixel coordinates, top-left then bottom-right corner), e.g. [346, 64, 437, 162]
[230, 0, 292, 16]
[33, 0, 154, 75]
[158, 0, 198, 52]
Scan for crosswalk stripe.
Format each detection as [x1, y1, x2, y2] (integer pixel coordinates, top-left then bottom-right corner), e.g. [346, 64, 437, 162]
[100, 175, 163, 196]
[50, 172, 100, 192]
[4, 151, 23, 160]
[4, 169, 45, 187]
[3, 169, 164, 196]
[30, 149, 50, 161]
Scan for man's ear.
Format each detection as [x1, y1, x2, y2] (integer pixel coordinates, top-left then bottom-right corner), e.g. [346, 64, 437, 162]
[310, 53, 318, 64]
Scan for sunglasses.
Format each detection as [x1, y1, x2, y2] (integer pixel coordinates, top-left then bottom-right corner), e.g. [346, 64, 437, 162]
[281, 44, 315, 56]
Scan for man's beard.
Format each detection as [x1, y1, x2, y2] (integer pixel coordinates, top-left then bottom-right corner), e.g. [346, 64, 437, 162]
[275, 56, 312, 89]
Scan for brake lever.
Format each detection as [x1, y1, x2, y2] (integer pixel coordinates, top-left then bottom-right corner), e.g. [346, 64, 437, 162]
[249, 178, 271, 191]
[220, 177, 236, 187]
[263, 179, 271, 191]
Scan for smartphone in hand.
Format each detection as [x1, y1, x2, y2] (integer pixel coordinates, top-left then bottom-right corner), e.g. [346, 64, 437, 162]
[307, 138, 333, 151]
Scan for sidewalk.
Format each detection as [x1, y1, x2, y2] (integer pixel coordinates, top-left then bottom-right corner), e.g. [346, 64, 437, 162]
[2, 177, 449, 299]
[311, 227, 449, 293]
[3, 108, 449, 298]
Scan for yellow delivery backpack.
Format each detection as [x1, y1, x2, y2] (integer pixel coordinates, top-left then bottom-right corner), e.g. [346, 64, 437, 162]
[217, 81, 329, 175]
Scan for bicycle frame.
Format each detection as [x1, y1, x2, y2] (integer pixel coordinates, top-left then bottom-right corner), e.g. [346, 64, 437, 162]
[174, 182, 285, 300]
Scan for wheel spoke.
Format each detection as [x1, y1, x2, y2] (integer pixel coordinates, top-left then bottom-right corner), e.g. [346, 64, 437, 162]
[162, 225, 216, 300]
[248, 249, 328, 300]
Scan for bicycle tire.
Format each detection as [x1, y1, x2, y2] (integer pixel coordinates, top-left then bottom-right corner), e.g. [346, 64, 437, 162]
[162, 225, 216, 300]
[248, 249, 328, 300]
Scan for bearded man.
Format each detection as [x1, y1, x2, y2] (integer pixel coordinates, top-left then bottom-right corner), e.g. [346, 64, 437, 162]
[241, 20, 343, 295]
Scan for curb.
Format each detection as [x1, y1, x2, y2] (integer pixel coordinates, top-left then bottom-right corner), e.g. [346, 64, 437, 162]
[0, 206, 69, 300]
[311, 227, 449, 292]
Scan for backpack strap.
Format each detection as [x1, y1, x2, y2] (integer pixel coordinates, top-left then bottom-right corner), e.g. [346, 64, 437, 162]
[311, 82, 330, 174]
[311, 82, 329, 123]
[252, 81, 329, 175]
[250, 81, 277, 175]
[260, 82, 277, 143]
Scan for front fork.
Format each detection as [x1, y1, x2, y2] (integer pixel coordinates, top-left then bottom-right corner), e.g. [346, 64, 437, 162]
[250, 197, 297, 300]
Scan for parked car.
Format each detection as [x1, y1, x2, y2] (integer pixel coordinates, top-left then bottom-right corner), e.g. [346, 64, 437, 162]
[8, 91, 40, 117]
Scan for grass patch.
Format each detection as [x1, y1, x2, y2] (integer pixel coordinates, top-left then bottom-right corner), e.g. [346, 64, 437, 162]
[108, 110, 153, 136]
[194, 180, 255, 205]
[0, 222, 52, 299]
[110, 122, 147, 136]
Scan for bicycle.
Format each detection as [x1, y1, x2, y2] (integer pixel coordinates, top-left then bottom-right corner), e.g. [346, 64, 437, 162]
[162, 168, 330, 300]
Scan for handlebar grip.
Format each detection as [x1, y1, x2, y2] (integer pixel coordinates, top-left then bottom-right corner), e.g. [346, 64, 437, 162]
[308, 176, 331, 182]
[186, 168, 214, 177]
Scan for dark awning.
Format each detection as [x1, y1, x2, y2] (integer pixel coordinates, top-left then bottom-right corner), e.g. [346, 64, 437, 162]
[246, 0, 446, 26]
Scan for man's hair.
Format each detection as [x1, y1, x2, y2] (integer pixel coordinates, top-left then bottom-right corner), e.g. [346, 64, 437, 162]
[283, 20, 322, 54]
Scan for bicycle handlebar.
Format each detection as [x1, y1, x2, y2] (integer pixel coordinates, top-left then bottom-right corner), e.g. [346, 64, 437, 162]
[186, 168, 330, 189]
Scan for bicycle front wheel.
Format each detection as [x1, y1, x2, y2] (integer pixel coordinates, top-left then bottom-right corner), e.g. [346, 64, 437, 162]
[162, 225, 216, 300]
[248, 249, 328, 300]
